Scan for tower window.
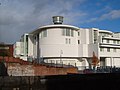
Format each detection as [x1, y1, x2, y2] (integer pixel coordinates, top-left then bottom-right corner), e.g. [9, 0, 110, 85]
[78, 32, 80, 36]
[40, 30, 47, 38]
[65, 38, 71, 44]
[62, 28, 74, 37]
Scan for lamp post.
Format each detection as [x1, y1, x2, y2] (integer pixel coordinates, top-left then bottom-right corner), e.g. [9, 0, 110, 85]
[60, 50, 63, 64]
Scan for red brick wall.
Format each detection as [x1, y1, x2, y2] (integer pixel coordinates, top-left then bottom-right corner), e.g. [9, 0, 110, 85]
[0, 56, 78, 76]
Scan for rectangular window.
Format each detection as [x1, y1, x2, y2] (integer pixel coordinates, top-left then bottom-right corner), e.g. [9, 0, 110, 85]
[66, 29, 70, 36]
[69, 39, 71, 44]
[71, 30, 74, 37]
[113, 48, 116, 52]
[100, 48, 104, 52]
[102, 39, 104, 43]
[62, 29, 66, 36]
[65, 38, 71, 44]
[66, 38, 68, 44]
[40, 30, 47, 38]
[78, 40, 80, 44]
[94, 30, 98, 44]
[43, 30, 47, 37]
[107, 40, 109, 43]
[117, 40, 119, 44]
[113, 40, 116, 44]
[107, 48, 110, 52]
[62, 28, 74, 37]
[78, 32, 80, 36]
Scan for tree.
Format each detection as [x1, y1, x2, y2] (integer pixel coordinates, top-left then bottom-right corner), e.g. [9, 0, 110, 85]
[91, 52, 99, 70]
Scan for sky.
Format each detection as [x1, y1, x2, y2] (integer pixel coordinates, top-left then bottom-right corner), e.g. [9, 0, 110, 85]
[0, 0, 120, 44]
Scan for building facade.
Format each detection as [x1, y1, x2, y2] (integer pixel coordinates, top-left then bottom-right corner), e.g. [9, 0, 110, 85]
[14, 16, 120, 70]
[14, 33, 28, 60]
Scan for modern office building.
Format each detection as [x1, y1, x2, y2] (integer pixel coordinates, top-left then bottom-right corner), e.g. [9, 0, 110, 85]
[14, 16, 120, 70]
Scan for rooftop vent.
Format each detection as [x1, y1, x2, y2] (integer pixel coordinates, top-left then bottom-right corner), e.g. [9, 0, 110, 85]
[52, 16, 64, 24]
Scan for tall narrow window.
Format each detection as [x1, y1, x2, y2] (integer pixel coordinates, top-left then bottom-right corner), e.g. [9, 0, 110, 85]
[66, 29, 70, 36]
[113, 48, 116, 52]
[78, 32, 80, 36]
[78, 40, 80, 44]
[100, 48, 104, 52]
[113, 40, 116, 44]
[107, 40, 109, 43]
[43, 30, 47, 37]
[71, 30, 74, 37]
[66, 38, 68, 44]
[40, 30, 47, 38]
[107, 48, 110, 52]
[62, 29, 66, 36]
[69, 39, 71, 44]
[117, 40, 119, 44]
[94, 30, 98, 44]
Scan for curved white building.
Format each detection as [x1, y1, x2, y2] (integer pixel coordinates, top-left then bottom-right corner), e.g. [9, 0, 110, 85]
[14, 16, 120, 70]
[28, 17, 82, 68]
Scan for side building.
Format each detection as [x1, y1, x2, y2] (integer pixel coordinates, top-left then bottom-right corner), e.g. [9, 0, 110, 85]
[14, 16, 120, 70]
[14, 33, 28, 61]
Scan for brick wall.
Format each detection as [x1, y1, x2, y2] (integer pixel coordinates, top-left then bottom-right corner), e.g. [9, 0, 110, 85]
[0, 56, 78, 76]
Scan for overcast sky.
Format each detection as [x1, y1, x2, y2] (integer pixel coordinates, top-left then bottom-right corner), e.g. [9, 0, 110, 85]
[0, 0, 120, 44]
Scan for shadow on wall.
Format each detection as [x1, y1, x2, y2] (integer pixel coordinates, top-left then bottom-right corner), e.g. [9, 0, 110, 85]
[0, 61, 8, 76]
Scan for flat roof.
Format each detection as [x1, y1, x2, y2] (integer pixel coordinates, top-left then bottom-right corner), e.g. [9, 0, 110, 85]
[30, 24, 80, 35]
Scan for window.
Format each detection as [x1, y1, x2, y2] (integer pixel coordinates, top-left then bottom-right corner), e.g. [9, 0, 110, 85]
[117, 40, 119, 44]
[94, 30, 98, 44]
[107, 48, 110, 52]
[43, 30, 47, 37]
[113, 40, 116, 44]
[66, 29, 70, 36]
[65, 38, 71, 44]
[107, 40, 109, 43]
[62, 28, 74, 37]
[71, 30, 74, 37]
[102, 39, 104, 43]
[62, 29, 66, 36]
[69, 39, 71, 44]
[40, 30, 47, 38]
[66, 38, 68, 44]
[113, 48, 116, 52]
[78, 32, 80, 36]
[100, 48, 104, 52]
[78, 40, 80, 44]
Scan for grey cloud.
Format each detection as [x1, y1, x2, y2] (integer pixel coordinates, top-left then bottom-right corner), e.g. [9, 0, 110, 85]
[0, 0, 87, 44]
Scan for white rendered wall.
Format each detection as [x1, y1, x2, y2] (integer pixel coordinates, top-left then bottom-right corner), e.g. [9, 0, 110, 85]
[14, 42, 21, 57]
[28, 35, 34, 57]
[39, 28, 78, 57]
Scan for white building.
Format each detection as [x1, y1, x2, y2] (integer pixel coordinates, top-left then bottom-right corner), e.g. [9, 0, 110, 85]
[14, 33, 28, 60]
[14, 16, 120, 70]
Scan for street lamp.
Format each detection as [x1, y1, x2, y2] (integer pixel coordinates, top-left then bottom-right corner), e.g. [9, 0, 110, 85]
[60, 50, 63, 64]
